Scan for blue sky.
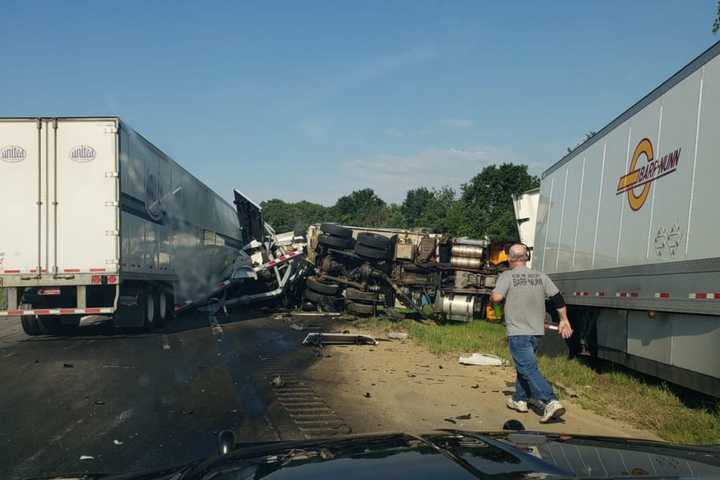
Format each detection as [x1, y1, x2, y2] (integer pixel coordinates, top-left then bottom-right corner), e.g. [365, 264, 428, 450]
[1, 1, 717, 205]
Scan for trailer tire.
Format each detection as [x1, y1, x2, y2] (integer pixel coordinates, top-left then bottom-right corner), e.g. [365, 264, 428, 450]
[318, 234, 354, 250]
[345, 288, 379, 303]
[156, 290, 170, 327]
[306, 276, 340, 295]
[21, 316, 42, 336]
[143, 290, 156, 331]
[320, 223, 353, 239]
[346, 301, 375, 316]
[304, 288, 337, 305]
[356, 232, 392, 250]
[354, 243, 390, 260]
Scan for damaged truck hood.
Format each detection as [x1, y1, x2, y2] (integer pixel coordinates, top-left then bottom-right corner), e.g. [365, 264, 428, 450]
[46, 430, 720, 480]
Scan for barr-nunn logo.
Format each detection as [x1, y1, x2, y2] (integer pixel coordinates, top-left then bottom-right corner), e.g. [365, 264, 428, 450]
[616, 138, 680, 211]
[69, 144, 96, 163]
[0, 145, 26, 163]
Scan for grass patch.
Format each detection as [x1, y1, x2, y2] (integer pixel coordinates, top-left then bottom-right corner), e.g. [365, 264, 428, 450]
[0, 288, 5, 310]
[359, 317, 720, 444]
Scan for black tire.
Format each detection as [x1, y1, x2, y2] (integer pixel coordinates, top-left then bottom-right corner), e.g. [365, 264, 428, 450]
[318, 234, 354, 250]
[345, 288, 379, 303]
[304, 288, 337, 305]
[346, 301, 375, 316]
[306, 276, 340, 295]
[142, 290, 156, 332]
[21, 316, 41, 336]
[354, 243, 390, 260]
[357, 232, 392, 250]
[320, 223, 353, 239]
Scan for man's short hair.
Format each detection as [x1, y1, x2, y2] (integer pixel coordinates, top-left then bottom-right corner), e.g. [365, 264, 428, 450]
[508, 243, 528, 261]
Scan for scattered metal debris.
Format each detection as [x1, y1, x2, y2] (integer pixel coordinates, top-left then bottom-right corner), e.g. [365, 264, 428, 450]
[289, 323, 304, 331]
[458, 353, 504, 366]
[94, 400, 105, 406]
[79, 455, 95, 461]
[113, 439, 124, 446]
[302, 332, 378, 346]
[271, 376, 284, 387]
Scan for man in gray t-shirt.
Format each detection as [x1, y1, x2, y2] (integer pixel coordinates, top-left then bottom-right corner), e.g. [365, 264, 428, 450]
[491, 244, 572, 423]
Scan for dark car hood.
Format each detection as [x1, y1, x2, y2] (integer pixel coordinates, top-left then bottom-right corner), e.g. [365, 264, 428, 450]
[35, 430, 720, 480]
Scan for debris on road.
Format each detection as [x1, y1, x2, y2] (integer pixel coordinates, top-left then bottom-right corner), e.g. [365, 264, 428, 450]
[553, 381, 580, 398]
[63, 363, 74, 368]
[364, 392, 372, 398]
[443, 417, 457, 424]
[302, 332, 378, 346]
[471, 384, 480, 389]
[455, 413, 472, 420]
[271, 376, 284, 387]
[94, 400, 105, 406]
[458, 353, 504, 366]
[291, 312, 341, 318]
[113, 439, 124, 446]
[387, 332, 408, 340]
[79, 455, 95, 461]
[289, 323, 304, 331]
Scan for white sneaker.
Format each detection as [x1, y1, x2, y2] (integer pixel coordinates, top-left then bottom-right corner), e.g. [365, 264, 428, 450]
[540, 400, 566, 423]
[506, 398, 528, 413]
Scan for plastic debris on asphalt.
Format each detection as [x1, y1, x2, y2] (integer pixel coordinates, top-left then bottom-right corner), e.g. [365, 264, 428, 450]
[113, 439, 124, 445]
[80, 455, 95, 460]
[458, 353, 504, 366]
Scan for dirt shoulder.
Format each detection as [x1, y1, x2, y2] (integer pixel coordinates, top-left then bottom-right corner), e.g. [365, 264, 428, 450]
[300, 318, 658, 440]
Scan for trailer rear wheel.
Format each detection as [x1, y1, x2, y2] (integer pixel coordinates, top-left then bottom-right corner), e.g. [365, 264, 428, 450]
[318, 234, 354, 250]
[156, 290, 170, 327]
[143, 290, 156, 331]
[304, 288, 339, 305]
[320, 223, 353, 239]
[346, 301, 375, 316]
[306, 276, 340, 295]
[356, 232, 392, 250]
[354, 243, 390, 260]
[345, 288, 379, 303]
[21, 316, 42, 336]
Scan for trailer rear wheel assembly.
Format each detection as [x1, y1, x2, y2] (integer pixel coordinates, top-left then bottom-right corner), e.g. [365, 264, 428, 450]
[304, 288, 338, 305]
[356, 232, 392, 250]
[320, 223, 353, 238]
[346, 301, 375, 316]
[345, 288, 379, 303]
[354, 243, 390, 260]
[20, 316, 42, 336]
[143, 290, 156, 331]
[318, 234, 354, 250]
[306, 276, 341, 295]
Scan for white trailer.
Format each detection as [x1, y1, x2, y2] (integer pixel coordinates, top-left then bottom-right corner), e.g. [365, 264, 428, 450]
[0, 117, 248, 334]
[528, 41, 720, 396]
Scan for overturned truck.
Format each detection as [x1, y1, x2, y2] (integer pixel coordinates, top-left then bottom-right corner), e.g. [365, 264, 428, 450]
[301, 223, 511, 322]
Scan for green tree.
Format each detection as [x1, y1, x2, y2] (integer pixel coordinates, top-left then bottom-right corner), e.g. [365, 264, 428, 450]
[401, 187, 434, 227]
[459, 164, 539, 241]
[714, 0, 720, 33]
[333, 188, 387, 227]
[416, 187, 458, 233]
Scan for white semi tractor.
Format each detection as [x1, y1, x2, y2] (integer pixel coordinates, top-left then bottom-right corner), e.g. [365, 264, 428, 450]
[521, 41, 720, 397]
[0, 117, 257, 335]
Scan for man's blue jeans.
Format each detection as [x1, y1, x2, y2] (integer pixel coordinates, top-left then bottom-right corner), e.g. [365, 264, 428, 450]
[508, 335, 557, 404]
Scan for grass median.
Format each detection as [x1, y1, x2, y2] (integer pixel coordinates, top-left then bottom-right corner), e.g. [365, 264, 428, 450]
[359, 316, 720, 444]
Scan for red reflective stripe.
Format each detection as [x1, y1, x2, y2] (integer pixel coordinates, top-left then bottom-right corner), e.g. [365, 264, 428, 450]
[63, 268, 80, 273]
[4, 270, 20, 273]
[629, 292, 639, 298]
[33, 309, 50, 315]
[60, 308, 76, 314]
[90, 268, 106, 272]
[595, 292, 605, 297]
[8, 309, 23, 315]
[695, 293, 708, 299]
[85, 308, 101, 314]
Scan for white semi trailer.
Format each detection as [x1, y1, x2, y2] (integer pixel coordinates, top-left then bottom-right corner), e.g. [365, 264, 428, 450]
[527, 41, 720, 396]
[0, 117, 250, 334]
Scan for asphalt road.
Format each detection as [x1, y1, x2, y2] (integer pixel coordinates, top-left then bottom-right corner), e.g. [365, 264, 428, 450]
[0, 307, 324, 479]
